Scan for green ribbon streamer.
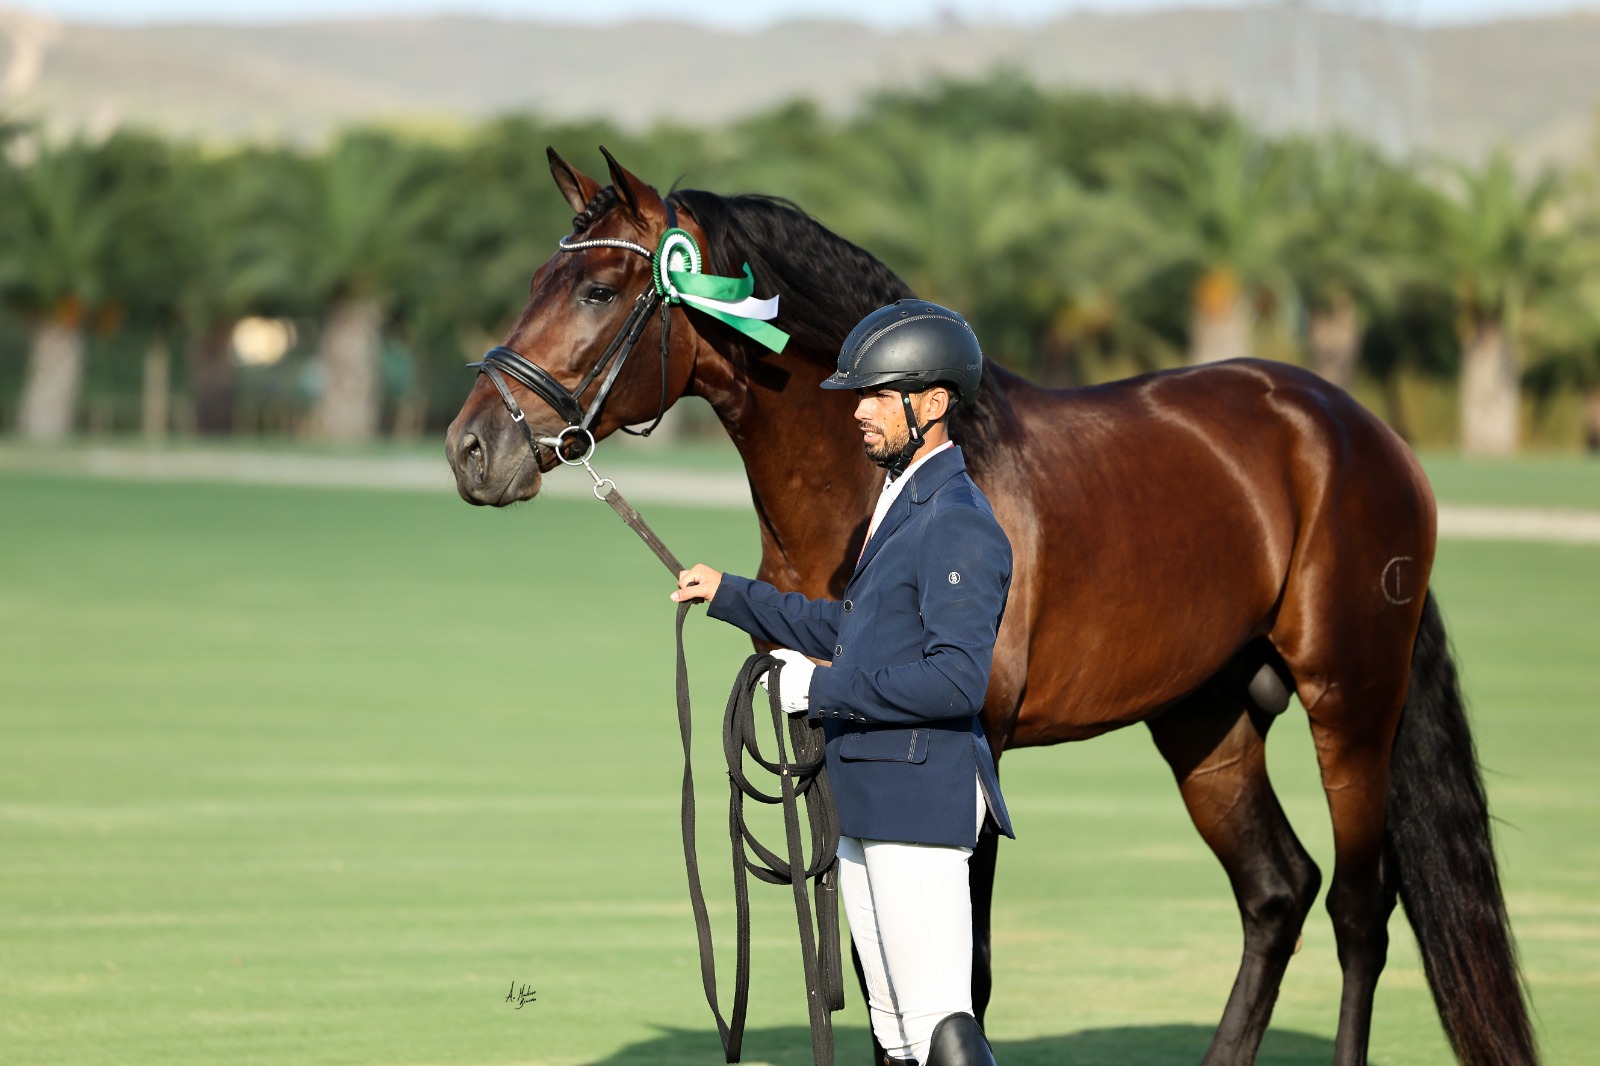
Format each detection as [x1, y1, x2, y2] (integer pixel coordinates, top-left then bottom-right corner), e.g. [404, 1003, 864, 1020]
[669, 264, 755, 302]
[655, 228, 790, 353]
[667, 265, 791, 353]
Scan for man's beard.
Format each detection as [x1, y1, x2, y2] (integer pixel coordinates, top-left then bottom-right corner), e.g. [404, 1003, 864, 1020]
[862, 421, 909, 464]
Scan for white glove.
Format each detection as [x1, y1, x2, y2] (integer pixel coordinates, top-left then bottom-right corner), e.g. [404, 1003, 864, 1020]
[757, 648, 814, 716]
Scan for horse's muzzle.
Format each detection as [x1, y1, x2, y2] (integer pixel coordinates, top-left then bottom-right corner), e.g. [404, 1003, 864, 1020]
[445, 419, 545, 506]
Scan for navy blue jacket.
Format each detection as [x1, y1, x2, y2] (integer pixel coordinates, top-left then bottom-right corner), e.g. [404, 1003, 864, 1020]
[708, 445, 1014, 848]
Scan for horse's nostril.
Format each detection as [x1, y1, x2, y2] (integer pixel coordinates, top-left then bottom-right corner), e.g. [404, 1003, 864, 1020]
[460, 432, 486, 481]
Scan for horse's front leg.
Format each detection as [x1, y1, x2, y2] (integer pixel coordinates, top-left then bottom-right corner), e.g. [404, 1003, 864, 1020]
[969, 824, 999, 1025]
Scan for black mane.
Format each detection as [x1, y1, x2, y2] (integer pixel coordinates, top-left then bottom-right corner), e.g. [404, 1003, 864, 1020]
[669, 189, 911, 360]
[574, 184, 1018, 470]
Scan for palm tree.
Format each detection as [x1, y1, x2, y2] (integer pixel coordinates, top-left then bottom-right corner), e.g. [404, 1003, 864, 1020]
[0, 134, 138, 440]
[105, 137, 205, 440]
[1522, 177, 1600, 451]
[1279, 135, 1417, 390]
[807, 122, 1137, 381]
[859, 72, 1233, 195]
[1112, 120, 1300, 365]
[1357, 283, 1459, 443]
[264, 131, 448, 442]
[1523, 315, 1600, 451]
[386, 117, 576, 434]
[1435, 150, 1573, 456]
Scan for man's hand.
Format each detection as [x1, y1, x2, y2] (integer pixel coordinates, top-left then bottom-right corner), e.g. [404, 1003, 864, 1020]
[758, 648, 815, 715]
[672, 564, 724, 604]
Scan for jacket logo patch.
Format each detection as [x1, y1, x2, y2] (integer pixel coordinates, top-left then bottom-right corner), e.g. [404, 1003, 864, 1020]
[948, 571, 961, 585]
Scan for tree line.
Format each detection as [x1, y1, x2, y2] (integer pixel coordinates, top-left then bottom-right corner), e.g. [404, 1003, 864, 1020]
[2, 74, 1597, 454]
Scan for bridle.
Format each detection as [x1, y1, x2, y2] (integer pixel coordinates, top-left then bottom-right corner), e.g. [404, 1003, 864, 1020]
[464, 197, 838, 1063]
[468, 201, 683, 470]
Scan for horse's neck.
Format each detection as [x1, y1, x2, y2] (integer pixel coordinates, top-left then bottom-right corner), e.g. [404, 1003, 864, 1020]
[690, 343, 880, 596]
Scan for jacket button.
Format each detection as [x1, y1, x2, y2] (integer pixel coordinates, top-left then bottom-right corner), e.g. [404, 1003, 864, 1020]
[843, 600, 853, 612]
[835, 644, 843, 656]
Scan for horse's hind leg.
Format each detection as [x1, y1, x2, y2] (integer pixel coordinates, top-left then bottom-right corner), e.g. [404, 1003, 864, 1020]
[1271, 604, 1414, 1064]
[1274, 567, 1419, 1063]
[1149, 686, 1321, 1065]
[1300, 689, 1405, 1066]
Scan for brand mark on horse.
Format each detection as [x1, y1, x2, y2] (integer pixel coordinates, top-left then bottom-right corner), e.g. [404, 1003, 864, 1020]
[1381, 556, 1416, 606]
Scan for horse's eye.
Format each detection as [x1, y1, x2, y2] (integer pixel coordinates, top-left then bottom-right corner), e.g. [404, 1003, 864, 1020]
[584, 285, 616, 305]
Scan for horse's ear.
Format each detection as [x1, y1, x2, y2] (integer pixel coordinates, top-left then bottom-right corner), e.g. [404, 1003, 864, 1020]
[599, 145, 661, 224]
[548, 147, 602, 215]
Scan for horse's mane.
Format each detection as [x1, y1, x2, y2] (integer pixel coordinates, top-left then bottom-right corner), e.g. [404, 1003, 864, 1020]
[573, 185, 1017, 471]
[668, 189, 910, 359]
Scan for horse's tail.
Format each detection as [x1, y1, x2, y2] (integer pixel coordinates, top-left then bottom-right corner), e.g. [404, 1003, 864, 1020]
[1386, 591, 1538, 1065]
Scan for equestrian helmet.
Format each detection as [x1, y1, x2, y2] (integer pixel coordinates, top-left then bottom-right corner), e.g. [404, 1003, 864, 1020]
[821, 300, 983, 399]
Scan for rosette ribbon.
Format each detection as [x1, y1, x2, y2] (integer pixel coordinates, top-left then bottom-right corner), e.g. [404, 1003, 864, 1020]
[653, 228, 790, 353]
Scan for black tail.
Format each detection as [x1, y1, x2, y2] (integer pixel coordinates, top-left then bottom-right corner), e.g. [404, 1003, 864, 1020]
[1386, 591, 1538, 1065]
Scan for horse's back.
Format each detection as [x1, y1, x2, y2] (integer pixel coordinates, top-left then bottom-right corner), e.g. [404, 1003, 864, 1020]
[978, 359, 1435, 747]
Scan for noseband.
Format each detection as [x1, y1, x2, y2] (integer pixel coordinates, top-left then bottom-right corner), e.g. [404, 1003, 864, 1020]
[466, 207, 833, 1059]
[469, 202, 682, 465]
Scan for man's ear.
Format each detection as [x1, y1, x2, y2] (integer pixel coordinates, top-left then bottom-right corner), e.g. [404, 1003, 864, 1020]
[919, 386, 951, 422]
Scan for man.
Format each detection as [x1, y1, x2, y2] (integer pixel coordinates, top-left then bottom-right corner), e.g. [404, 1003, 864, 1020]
[672, 300, 1014, 1066]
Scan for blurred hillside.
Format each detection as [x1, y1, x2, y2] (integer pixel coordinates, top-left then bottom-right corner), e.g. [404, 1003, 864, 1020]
[0, 5, 1597, 165]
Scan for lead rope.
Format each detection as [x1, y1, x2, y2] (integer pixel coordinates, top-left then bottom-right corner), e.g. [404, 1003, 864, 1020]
[549, 441, 844, 1065]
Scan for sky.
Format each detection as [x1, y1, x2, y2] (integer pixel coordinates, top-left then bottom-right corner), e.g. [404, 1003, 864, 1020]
[9, 0, 1597, 29]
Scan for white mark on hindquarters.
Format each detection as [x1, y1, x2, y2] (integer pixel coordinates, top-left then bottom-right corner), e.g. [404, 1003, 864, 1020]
[1382, 556, 1415, 605]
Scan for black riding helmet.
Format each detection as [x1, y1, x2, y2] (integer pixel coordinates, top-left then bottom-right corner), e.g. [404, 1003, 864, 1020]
[822, 300, 984, 478]
[821, 300, 984, 398]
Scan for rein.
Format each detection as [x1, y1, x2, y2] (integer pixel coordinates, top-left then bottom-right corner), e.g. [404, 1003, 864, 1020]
[468, 211, 838, 1061]
[572, 453, 845, 1065]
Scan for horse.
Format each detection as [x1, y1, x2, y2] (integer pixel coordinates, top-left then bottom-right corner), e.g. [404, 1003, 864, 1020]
[445, 147, 1535, 1066]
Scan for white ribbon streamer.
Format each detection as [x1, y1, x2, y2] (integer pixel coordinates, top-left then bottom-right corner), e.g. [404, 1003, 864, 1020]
[676, 291, 782, 321]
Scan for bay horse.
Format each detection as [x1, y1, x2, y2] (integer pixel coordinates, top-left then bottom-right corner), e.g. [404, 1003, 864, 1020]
[445, 148, 1535, 1066]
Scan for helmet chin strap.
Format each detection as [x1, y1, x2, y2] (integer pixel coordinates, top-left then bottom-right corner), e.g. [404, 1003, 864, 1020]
[878, 391, 950, 481]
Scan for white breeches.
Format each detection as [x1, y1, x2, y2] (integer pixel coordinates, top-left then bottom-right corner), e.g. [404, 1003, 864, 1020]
[835, 779, 989, 1063]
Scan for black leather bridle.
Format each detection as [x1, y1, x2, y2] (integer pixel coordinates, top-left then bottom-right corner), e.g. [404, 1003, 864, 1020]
[467, 199, 842, 1063]
[469, 202, 681, 465]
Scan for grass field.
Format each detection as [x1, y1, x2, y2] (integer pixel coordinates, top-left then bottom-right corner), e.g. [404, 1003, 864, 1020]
[1, 463, 1595, 1065]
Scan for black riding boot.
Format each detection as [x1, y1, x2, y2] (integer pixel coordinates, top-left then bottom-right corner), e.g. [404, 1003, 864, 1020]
[922, 1012, 996, 1066]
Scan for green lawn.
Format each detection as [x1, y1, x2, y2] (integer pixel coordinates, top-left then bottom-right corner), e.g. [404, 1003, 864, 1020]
[1416, 452, 1599, 511]
[1, 468, 1593, 1065]
[7, 437, 1597, 510]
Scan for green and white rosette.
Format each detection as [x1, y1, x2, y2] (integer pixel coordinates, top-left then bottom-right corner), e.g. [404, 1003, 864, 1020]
[653, 228, 790, 353]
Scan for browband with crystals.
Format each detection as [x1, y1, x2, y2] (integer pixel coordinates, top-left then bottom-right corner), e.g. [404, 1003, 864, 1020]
[558, 224, 789, 353]
[468, 204, 791, 449]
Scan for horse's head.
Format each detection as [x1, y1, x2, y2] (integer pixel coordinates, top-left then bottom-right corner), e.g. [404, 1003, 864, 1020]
[446, 148, 705, 506]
